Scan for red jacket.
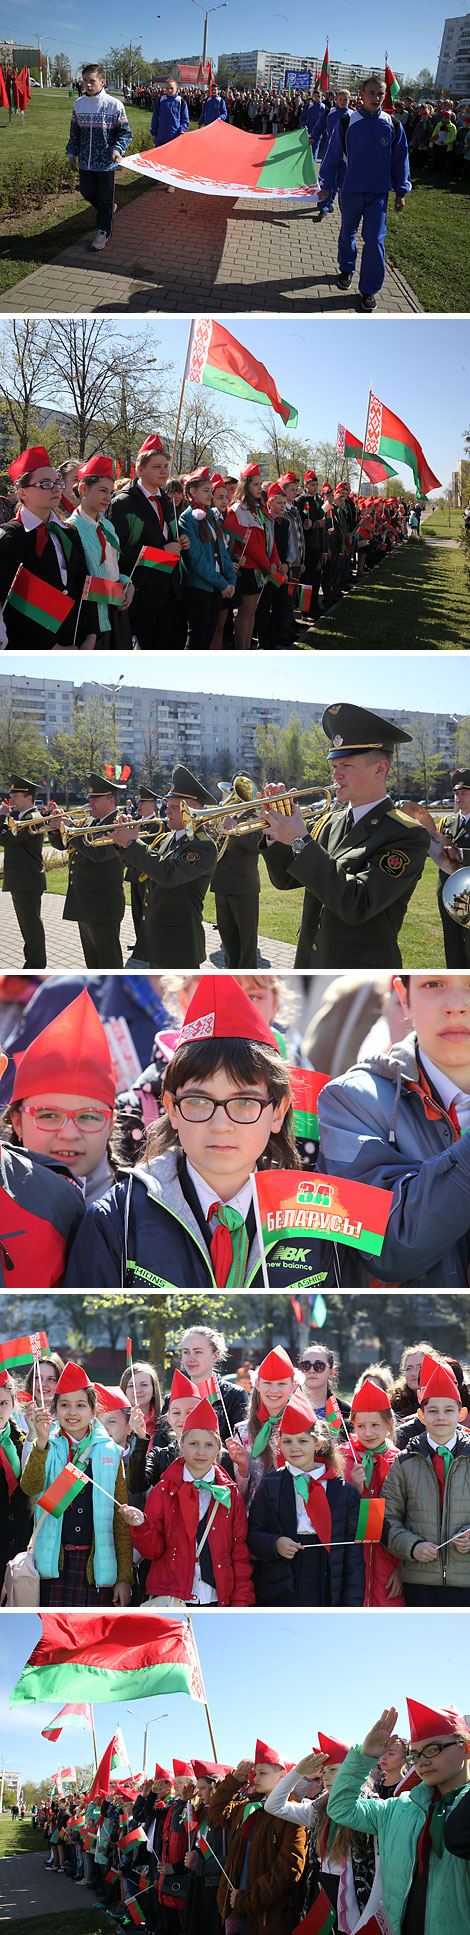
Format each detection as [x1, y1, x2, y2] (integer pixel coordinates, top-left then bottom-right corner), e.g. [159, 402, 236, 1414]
[225, 509, 283, 579]
[159, 1796, 189, 1908]
[131, 1457, 255, 1605]
[342, 1437, 405, 1607]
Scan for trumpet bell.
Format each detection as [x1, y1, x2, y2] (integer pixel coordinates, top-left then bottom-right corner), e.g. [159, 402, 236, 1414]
[442, 868, 470, 928]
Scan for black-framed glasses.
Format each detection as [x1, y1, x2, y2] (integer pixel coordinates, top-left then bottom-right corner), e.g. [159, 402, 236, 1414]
[410, 1739, 464, 1763]
[174, 1092, 275, 1124]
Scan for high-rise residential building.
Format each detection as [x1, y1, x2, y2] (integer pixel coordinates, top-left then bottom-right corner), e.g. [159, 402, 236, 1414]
[436, 13, 470, 92]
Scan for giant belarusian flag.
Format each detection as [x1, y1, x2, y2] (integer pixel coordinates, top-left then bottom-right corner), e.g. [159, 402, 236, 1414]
[364, 395, 441, 495]
[253, 1170, 393, 1269]
[42, 1702, 93, 1742]
[337, 423, 399, 487]
[119, 120, 319, 200]
[10, 1614, 206, 1707]
[186, 318, 298, 427]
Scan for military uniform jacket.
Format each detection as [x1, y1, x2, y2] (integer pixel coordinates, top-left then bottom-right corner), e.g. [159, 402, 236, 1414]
[263, 795, 430, 968]
[212, 829, 262, 897]
[0, 810, 46, 894]
[125, 827, 218, 966]
[49, 814, 126, 924]
[0, 517, 87, 650]
[437, 809, 470, 894]
[108, 482, 182, 609]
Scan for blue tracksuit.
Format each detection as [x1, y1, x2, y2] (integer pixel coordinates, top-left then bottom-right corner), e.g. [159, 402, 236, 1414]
[300, 99, 326, 157]
[151, 92, 189, 147]
[319, 105, 411, 293]
[198, 93, 227, 127]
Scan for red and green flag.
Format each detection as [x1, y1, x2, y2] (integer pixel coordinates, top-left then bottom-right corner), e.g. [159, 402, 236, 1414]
[82, 574, 123, 606]
[10, 1614, 207, 1707]
[124, 1902, 146, 1928]
[186, 317, 298, 427]
[325, 1395, 343, 1439]
[126, 1336, 133, 1368]
[123, 122, 319, 201]
[319, 42, 329, 93]
[6, 566, 74, 634]
[336, 423, 399, 486]
[297, 583, 312, 613]
[352, 1908, 392, 1933]
[294, 1883, 336, 1933]
[42, 1702, 93, 1742]
[197, 1371, 219, 1402]
[384, 62, 400, 112]
[364, 395, 441, 495]
[355, 1497, 386, 1542]
[313, 69, 320, 93]
[106, 1866, 120, 1885]
[311, 1292, 328, 1328]
[0, 66, 9, 109]
[88, 1728, 133, 1801]
[0, 1330, 49, 1372]
[37, 1463, 89, 1519]
[118, 1825, 148, 1851]
[252, 1169, 393, 1269]
[288, 1068, 329, 1143]
[135, 546, 180, 572]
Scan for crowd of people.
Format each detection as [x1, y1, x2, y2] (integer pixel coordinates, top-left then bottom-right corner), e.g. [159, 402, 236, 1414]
[0, 439, 418, 654]
[30, 1699, 470, 1932]
[2, 963, 470, 1289]
[3, 1319, 470, 1609]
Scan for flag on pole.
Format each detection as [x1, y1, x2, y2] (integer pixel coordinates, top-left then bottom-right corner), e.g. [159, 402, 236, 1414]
[364, 395, 441, 495]
[124, 1902, 146, 1928]
[294, 1883, 337, 1933]
[384, 63, 400, 112]
[252, 1170, 393, 1264]
[89, 1730, 131, 1800]
[288, 1068, 329, 1143]
[0, 1331, 49, 1372]
[6, 566, 75, 634]
[82, 575, 123, 607]
[325, 1395, 343, 1438]
[38, 45, 43, 87]
[0, 66, 8, 109]
[319, 42, 329, 92]
[42, 1702, 93, 1741]
[311, 1293, 328, 1328]
[59, 1765, 76, 1782]
[186, 317, 298, 427]
[355, 1497, 386, 1542]
[109, 1724, 133, 1779]
[337, 424, 399, 485]
[118, 1825, 148, 1851]
[37, 1463, 90, 1519]
[126, 1337, 133, 1368]
[11, 1614, 207, 1707]
[134, 546, 180, 573]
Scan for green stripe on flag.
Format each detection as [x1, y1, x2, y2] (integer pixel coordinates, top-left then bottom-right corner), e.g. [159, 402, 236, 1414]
[201, 363, 297, 427]
[10, 1658, 193, 1706]
[8, 591, 64, 634]
[257, 128, 318, 193]
[293, 1107, 319, 1141]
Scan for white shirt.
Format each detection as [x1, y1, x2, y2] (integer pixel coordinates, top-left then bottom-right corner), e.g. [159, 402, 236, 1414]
[186, 1160, 254, 1224]
[15, 506, 68, 585]
[426, 1432, 458, 1452]
[137, 478, 168, 539]
[75, 507, 120, 583]
[349, 796, 388, 825]
[286, 1461, 327, 1533]
[420, 1052, 470, 1135]
[182, 1461, 218, 1604]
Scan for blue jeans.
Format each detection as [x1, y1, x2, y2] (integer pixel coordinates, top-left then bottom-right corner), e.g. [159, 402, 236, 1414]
[338, 189, 388, 293]
[78, 167, 115, 236]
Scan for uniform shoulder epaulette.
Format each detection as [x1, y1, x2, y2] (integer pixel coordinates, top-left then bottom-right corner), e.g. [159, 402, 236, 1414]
[388, 807, 424, 829]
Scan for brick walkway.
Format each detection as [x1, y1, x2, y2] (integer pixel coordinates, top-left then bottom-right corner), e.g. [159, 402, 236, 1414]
[0, 186, 421, 314]
[0, 892, 295, 969]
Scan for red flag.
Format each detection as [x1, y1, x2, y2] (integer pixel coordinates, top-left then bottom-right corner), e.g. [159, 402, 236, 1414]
[383, 63, 400, 113]
[0, 66, 8, 109]
[5, 65, 11, 104]
[88, 1732, 120, 1800]
[12, 66, 19, 110]
[294, 1884, 336, 1933]
[208, 59, 213, 97]
[319, 42, 329, 93]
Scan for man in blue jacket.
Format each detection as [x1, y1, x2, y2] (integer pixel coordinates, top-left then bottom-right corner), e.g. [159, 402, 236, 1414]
[299, 94, 326, 158]
[318, 74, 411, 310]
[199, 89, 227, 128]
[151, 78, 189, 147]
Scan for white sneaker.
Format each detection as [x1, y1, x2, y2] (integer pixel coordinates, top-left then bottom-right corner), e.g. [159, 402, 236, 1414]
[90, 229, 108, 251]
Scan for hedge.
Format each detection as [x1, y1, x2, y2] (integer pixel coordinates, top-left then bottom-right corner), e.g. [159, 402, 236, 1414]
[0, 131, 154, 218]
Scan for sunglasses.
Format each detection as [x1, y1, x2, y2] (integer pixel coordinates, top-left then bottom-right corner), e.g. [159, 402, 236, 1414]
[300, 1358, 331, 1373]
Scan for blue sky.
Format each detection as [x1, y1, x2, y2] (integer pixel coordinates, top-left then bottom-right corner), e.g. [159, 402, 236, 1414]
[2, 1611, 468, 1782]
[2, 652, 467, 716]
[5, 0, 466, 84]
[9, 315, 466, 500]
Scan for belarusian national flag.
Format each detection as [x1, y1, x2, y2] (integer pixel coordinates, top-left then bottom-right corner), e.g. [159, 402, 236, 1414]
[337, 423, 399, 485]
[0, 1331, 49, 1372]
[110, 1724, 133, 1779]
[384, 63, 400, 112]
[123, 123, 319, 201]
[38, 1463, 89, 1519]
[10, 1614, 207, 1707]
[319, 42, 329, 92]
[124, 1902, 146, 1927]
[118, 1825, 147, 1850]
[197, 1372, 219, 1402]
[59, 1765, 76, 1781]
[355, 1497, 386, 1542]
[253, 1170, 393, 1262]
[82, 575, 123, 606]
[198, 1832, 212, 1857]
[351, 1908, 392, 1934]
[293, 1882, 336, 1933]
[42, 1702, 93, 1741]
[7, 566, 74, 633]
[365, 395, 441, 495]
[186, 317, 298, 427]
[126, 1336, 133, 1366]
[297, 584, 312, 614]
[135, 546, 180, 572]
[288, 1068, 329, 1143]
[89, 1729, 131, 1800]
[325, 1395, 343, 1438]
[106, 1866, 119, 1885]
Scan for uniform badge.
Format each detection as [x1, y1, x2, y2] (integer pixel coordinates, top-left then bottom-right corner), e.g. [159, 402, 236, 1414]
[379, 850, 410, 876]
[332, 735, 343, 748]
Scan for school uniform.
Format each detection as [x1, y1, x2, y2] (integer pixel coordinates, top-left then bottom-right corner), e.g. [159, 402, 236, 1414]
[248, 1462, 365, 1605]
[109, 480, 184, 649]
[0, 509, 85, 650]
[129, 1455, 254, 1604]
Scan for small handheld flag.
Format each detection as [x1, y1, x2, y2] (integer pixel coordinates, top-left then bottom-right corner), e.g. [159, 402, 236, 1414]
[293, 1883, 336, 1933]
[133, 545, 180, 574]
[355, 1497, 386, 1542]
[82, 575, 124, 607]
[5, 566, 74, 634]
[251, 1170, 393, 1287]
[0, 1332, 49, 1372]
[37, 1463, 90, 1519]
[288, 1069, 329, 1145]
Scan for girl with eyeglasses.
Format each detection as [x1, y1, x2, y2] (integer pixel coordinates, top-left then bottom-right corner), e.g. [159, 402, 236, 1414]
[1, 989, 117, 1205]
[65, 977, 335, 1292]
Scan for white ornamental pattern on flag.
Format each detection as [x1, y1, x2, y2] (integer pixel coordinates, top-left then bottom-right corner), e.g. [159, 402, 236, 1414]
[365, 394, 383, 455]
[188, 317, 212, 383]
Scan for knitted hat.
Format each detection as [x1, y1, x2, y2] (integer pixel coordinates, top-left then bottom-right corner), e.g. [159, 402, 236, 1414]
[11, 990, 116, 1109]
[177, 973, 280, 1054]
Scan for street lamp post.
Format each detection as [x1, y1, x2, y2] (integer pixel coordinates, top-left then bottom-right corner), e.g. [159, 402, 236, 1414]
[126, 1710, 169, 1778]
[191, 1, 228, 74]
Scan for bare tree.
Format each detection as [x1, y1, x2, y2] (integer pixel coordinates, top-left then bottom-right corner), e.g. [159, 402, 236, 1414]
[0, 693, 47, 784]
[0, 320, 52, 452]
[44, 322, 170, 459]
[162, 389, 245, 472]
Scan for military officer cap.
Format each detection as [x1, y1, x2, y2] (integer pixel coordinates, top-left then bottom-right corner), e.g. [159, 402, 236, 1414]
[9, 774, 37, 795]
[86, 771, 126, 795]
[451, 768, 470, 788]
[322, 703, 413, 761]
[165, 765, 216, 807]
[137, 784, 160, 804]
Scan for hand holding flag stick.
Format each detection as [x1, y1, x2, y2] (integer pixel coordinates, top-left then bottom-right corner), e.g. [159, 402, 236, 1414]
[126, 1337, 138, 1406]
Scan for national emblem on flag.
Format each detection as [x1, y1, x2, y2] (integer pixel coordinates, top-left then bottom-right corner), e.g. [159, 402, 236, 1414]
[0, 1331, 49, 1372]
[337, 423, 346, 457]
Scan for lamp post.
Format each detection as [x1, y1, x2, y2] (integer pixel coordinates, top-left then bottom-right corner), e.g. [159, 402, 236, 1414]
[126, 1710, 169, 1778]
[191, 1, 228, 73]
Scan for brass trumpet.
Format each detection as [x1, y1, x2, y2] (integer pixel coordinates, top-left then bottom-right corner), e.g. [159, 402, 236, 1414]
[5, 812, 66, 837]
[442, 868, 470, 929]
[189, 784, 333, 842]
[180, 774, 259, 861]
[64, 814, 169, 850]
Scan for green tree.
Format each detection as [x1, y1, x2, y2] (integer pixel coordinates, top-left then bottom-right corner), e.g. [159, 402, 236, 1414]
[0, 695, 47, 787]
[406, 723, 446, 802]
[49, 698, 108, 796]
[108, 41, 144, 85]
[51, 53, 70, 85]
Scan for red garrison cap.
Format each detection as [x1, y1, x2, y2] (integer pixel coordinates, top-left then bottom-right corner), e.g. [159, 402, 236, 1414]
[280, 1393, 317, 1433]
[11, 990, 116, 1110]
[178, 974, 279, 1054]
[180, 1397, 220, 1435]
[257, 1347, 295, 1381]
[351, 1379, 392, 1414]
[9, 447, 55, 481]
[406, 1698, 469, 1744]
[136, 435, 165, 459]
[55, 1363, 92, 1396]
[169, 1369, 200, 1403]
[78, 455, 114, 482]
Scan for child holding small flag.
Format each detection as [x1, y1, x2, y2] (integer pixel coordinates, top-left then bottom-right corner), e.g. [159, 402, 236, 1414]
[20, 1360, 133, 1605]
[68, 455, 134, 648]
[124, 1368, 187, 1504]
[179, 468, 237, 650]
[0, 1368, 31, 1596]
[265, 1735, 377, 1931]
[183, 1760, 226, 1933]
[0, 447, 86, 650]
[248, 1393, 365, 1605]
[341, 1380, 405, 1605]
[157, 1759, 195, 1928]
[120, 1396, 254, 1605]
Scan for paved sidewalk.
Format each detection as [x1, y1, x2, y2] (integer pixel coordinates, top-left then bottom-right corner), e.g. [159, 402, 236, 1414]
[0, 187, 421, 314]
[0, 1852, 86, 1921]
[0, 892, 295, 969]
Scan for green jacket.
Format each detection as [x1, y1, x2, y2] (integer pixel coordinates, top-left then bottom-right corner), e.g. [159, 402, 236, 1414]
[263, 796, 430, 969]
[327, 1746, 470, 1933]
[0, 811, 46, 895]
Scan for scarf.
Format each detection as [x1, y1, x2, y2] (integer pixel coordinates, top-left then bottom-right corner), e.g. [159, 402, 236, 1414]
[240, 1797, 265, 1842]
[193, 1477, 231, 1511]
[208, 1202, 249, 1288]
[59, 1422, 95, 1465]
[0, 1421, 21, 1497]
[252, 1407, 284, 1458]
[293, 1470, 332, 1550]
[416, 1787, 462, 1872]
[360, 1443, 389, 1487]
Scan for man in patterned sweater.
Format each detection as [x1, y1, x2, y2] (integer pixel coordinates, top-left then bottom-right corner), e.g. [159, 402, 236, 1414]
[66, 63, 131, 251]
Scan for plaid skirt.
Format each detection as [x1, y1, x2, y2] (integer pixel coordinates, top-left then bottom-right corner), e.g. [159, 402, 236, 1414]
[40, 1547, 114, 1606]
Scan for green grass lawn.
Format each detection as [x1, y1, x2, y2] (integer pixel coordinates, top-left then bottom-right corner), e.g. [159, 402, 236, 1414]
[0, 92, 152, 294]
[314, 539, 470, 650]
[0, 1818, 39, 1858]
[423, 507, 465, 540]
[386, 167, 470, 312]
[44, 853, 446, 963]
[0, 91, 151, 174]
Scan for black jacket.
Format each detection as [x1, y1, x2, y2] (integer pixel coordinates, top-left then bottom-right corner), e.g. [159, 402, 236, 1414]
[212, 829, 262, 897]
[50, 814, 126, 925]
[0, 811, 46, 894]
[0, 517, 88, 650]
[109, 481, 182, 612]
[126, 827, 218, 966]
[248, 1464, 365, 1605]
[0, 1420, 32, 1589]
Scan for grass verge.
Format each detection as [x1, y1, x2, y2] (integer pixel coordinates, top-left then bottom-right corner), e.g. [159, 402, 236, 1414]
[313, 540, 470, 649]
[386, 168, 470, 312]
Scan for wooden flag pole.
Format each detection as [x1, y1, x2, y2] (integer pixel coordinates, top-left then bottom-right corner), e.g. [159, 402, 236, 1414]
[357, 385, 372, 506]
[170, 320, 194, 478]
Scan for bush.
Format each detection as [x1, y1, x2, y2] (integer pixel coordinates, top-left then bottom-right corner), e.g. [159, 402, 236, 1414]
[0, 129, 154, 217]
